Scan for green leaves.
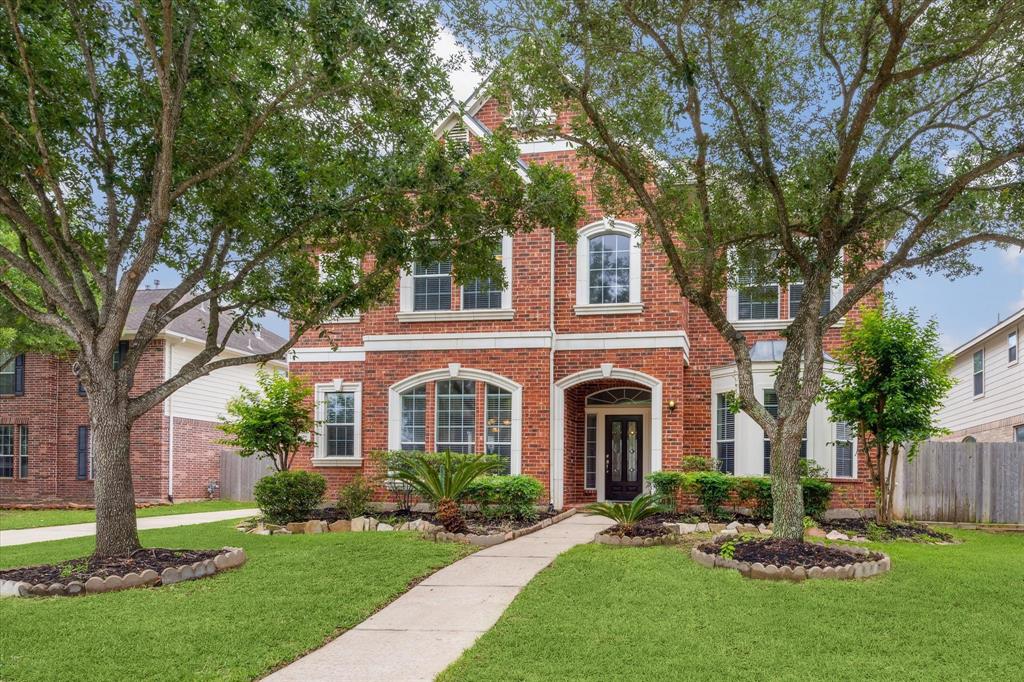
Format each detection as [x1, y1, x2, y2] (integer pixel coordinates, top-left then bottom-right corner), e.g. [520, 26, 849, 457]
[388, 451, 503, 505]
[584, 494, 667, 533]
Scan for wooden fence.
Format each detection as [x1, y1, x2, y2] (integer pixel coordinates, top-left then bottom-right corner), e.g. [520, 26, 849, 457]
[899, 441, 1024, 524]
[218, 452, 275, 501]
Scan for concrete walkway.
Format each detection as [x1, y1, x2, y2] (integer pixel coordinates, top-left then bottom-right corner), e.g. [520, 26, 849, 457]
[0, 508, 258, 547]
[265, 513, 613, 682]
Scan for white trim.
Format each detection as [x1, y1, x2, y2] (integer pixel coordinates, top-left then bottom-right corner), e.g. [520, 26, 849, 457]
[575, 219, 642, 311]
[365, 331, 550, 352]
[387, 367, 523, 475]
[518, 138, 576, 154]
[314, 381, 362, 462]
[573, 302, 644, 316]
[396, 309, 515, 322]
[585, 406, 652, 502]
[949, 307, 1024, 358]
[550, 366, 663, 509]
[310, 458, 364, 468]
[289, 347, 366, 363]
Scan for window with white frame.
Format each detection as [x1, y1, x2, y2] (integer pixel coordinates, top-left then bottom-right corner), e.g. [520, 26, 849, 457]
[716, 394, 735, 474]
[0, 351, 17, 395]
[737, 269, 779, 321]
[463, 244, 505, 310]
[575, 219, 642, 313]
[1009, 330, 1018, 364]
[835, 421, 855, 478]
[315, 382, 362, 461]
[400, 386, 426, 451]
[413, 261, 453, 311]
[788, 282, 830, 319]
[436, 379, 476, 453]
[485, 385, 512, 473]
[762, 390, 778, 474]
[1015, 424, 1024, 443]
[584, 414, 597, 490]
[973, 349, 985, 396]
[0, 426, 12, 478]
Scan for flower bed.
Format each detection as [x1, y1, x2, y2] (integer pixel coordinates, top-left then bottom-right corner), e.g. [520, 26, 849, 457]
[819, 518, 955, 543]
[432, 508, 576, 547]
[692, 538, 890, 581]
[0, 546, 246, 598]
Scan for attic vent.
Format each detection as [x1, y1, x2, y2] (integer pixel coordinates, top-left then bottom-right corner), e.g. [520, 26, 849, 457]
[445, 122, 470, 156]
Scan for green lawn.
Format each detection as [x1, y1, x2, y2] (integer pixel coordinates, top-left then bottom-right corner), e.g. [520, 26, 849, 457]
[0, 499, 256, 531]
[0, 521, 471, 682]
[440, 530, 1024, 681]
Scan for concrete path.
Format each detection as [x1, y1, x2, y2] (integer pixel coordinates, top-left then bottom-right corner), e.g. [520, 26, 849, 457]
[0, 508, 259, 547]
[265, 513, 613, 682]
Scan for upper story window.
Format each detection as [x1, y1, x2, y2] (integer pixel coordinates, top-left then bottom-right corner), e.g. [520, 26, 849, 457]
[0, 351, 17, 395]
[1009, 330, 1018, 365]
[973, 349, 985, 396]
[737, 270, 779, 321]
[575, 219, 643, 315]
[413, 261, 453, 312]
[399, 236, 513, 321]
[788, 282, 831, 319]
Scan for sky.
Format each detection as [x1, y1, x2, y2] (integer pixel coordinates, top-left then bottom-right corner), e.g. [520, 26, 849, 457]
[152, 28, 1024, 351]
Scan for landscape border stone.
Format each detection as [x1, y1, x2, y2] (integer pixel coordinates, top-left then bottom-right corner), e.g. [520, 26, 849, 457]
[689, 544, 890, 581]
[429, 508, 578, 546]
[593, 531, 683, 547]
[0, 547, 247, 599]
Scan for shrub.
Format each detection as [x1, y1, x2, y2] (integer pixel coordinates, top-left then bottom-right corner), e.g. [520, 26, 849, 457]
[254, 470, 326, 524]
[732, 475, 834, 521]
[584, 494, 666, 534]
[801, 478, 834, 519]
[682, 471, 733, 520]
[389, 451, 502, 532]
[466, 475, 544, 522]
[337, 474, 375, 519]
[681, 455, 712, 472]
[645, 471, 687, 512]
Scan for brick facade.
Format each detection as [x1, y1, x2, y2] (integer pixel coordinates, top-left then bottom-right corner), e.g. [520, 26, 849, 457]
[0, 343, 224, 505]
[289, 95, 877, 512]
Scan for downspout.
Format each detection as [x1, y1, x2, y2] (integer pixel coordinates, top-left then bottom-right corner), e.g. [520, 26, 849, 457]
[548, 230, 557, 509]
[166, 339, 175, 503]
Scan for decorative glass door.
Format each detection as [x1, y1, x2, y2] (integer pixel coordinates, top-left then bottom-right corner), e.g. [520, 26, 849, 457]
[604, 415, 643, 500]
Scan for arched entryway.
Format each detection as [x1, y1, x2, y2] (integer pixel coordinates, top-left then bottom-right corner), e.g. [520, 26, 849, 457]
[551, 365, 663, 508]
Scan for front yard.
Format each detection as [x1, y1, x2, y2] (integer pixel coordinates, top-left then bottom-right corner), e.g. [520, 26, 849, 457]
[440, 529, 1024, 681]
[0, 521, 470, 681]
[0, 500, 256, 531]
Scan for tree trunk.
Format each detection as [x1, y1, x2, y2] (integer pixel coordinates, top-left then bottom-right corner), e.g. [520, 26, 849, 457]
[91, 402, 142, 557]
[770, 421, 806, 540]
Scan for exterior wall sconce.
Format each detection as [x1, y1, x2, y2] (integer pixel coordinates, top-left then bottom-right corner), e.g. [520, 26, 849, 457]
[668, 400, 677, 412]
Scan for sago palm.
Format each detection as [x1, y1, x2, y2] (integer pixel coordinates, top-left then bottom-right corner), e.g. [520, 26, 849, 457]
[584, 494, 667, 534]
[390, 451, 502, 532]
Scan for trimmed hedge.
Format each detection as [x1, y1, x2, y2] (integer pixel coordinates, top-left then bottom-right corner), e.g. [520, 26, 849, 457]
[254, 470, 327, 524]
[644, 470, 835, 520]
[465, 474, 545, 521]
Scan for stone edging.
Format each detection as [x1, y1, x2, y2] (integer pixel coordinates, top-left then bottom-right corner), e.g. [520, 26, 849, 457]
[431, 508, 577, 547]
[594, 532, 682, 546]
[690, 545, 891, 581]
[0, 546, 247, 598]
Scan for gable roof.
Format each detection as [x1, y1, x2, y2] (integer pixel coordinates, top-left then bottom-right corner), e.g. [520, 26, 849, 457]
[948, 307, 1024, 358]
[125, 289, 287, 357]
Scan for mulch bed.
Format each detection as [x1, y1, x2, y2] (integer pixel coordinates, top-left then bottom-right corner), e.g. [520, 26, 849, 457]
[0, 548, 221, 585]
[821, 518, 954, 542]
[698, 538, 883, 568]
[602, 518, 672, 538]
[308, 507, 555, 535]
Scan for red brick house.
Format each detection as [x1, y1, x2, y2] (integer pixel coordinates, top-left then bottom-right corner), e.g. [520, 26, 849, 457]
[287, 89, 875, 512]
[0, 289, 286, 505]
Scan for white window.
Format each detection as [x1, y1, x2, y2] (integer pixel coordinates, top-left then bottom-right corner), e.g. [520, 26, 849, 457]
[413, 261, 453, 312]
[835, 421, 855, 478]
[788, 282, 830, 319]
[575, 219, 643, 315]
[398, 236, 512, 320]
[584, 413, 597, 490]
[0, 425, 12, 478]
[462, 239, 512, 311]
[485, 385, 513, 473]
[399, 386, 426, 451]
[436, 379, 476, 453]
[737, 271, 779, 321]
[1009, 330, 1018, 365]
[314, 381, 362, 465]
[715, 394, 735, 474]
[973, 350, 985, 397]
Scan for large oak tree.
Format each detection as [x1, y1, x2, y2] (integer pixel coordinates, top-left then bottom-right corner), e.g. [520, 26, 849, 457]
[0, 0, 580, 556]
[448, 0, 1024, 537]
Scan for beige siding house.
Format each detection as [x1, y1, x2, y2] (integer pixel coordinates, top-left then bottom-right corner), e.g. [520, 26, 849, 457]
[935, 308, 1024, 443]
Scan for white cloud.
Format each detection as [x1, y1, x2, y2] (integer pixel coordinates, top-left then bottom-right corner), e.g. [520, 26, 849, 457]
[999, 246, 1023, 271]
[435, 27, 483, 103]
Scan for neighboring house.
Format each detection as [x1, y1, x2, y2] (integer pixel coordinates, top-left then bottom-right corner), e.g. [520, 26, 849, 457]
[0, 289, 286, 504]
[287, 87, 876, 512]
[935, 308, 1024, 443]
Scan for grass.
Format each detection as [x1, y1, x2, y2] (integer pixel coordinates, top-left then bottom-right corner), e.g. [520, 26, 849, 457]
[0, 499, 257, 531]
[0, 521, 471, 681]
[440, 530, 1024, 681]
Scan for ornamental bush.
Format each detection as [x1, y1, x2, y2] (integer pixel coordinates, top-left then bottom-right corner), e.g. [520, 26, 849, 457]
[466, 475, 545, 521]
[683, 471, 734, 520]
[733, 475, 834, 520]
[254, 470, 327, 524]
[645, 471, 687, 512]
[337, 474, 375, 519]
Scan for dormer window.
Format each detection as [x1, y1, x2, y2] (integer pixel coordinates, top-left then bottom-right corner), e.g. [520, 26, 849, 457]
[575, 219, 643, 316]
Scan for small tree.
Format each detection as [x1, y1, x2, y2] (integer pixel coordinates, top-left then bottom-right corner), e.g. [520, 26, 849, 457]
[823, 301, 953, 523]
[218, 371, 313, 472]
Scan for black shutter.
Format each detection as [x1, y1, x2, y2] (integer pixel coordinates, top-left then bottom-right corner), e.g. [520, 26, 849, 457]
[14, 354, 25, 395]
[77, 426, 89, 479]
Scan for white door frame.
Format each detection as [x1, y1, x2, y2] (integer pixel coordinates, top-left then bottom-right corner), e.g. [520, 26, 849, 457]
[550, 365, 663, 509]
[586, 405, 652, 502]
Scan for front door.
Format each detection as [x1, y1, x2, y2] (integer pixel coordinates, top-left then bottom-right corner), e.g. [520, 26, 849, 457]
[605, 415, 643, 500]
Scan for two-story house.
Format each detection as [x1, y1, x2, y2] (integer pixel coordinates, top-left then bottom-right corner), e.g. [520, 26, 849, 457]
[935, 307, 1024, 443]
[287, 88, 876, 512]
[0, 289, 286, 505]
